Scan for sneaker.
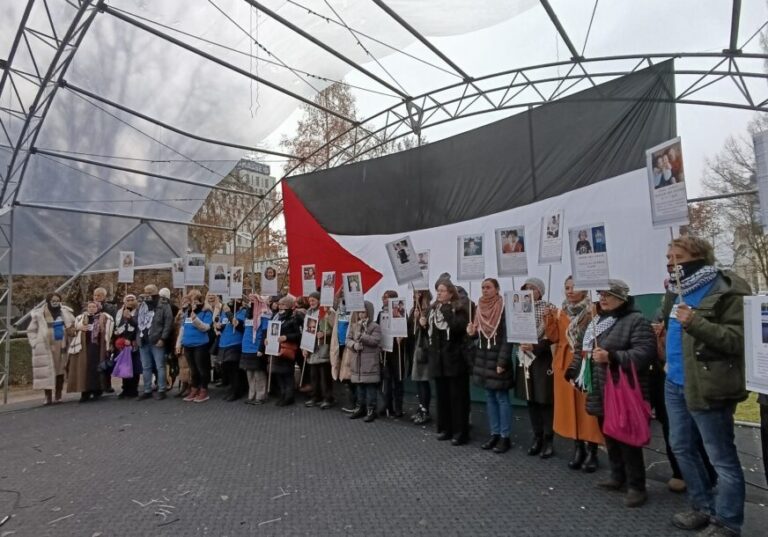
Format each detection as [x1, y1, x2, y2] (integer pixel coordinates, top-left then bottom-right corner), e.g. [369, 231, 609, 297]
[305, 399, 318, 408]
[136, 393, 152, 401]
[183, 388, 199, 402]
[319, 401, 334, 410]
[193, 389, 210, 403]
[341, 406, 357, 413]
[672, 511, 711, 531]
[623, 489, 647, 508]
[154, 392, 167, 401]
[668, 477, 687, 493]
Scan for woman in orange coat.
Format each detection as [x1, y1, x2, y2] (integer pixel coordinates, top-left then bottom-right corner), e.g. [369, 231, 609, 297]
[545, 276, 604, 472]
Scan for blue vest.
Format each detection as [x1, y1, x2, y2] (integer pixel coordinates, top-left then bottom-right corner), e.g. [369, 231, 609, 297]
[242, 314, 270, 354]
[182, 309, 213, 348]
[219, 308, 247, 348]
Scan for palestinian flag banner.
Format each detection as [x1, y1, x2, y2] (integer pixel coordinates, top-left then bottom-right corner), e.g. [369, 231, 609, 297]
[284, 61, 677, 305]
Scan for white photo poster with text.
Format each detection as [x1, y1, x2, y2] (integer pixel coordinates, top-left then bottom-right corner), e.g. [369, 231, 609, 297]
[261, 265, 278, 295]
[743, 297, 768, 395]
[505, 290, 538, 344]
[302, 264, 317, 296]
[388, 298, 408, 338]
[495, 226, 528, 277]
[171, 257, 185, 289]
[300, 311, 319, 353]
[646, 137, 689, 227]
[229, 266, 244, 298]
[265, 320, 282, 356]
[320, 271, 336, 307]
[185, 254, 206, 286]
[343, 272, 365, 312]
[209, 263, 229, 295]
[386, 235, 422, 285]
[379, 311, 394, 352]
[569, 223, 610, 289]
[538, 210, 564, 264]
[118, 251, 135, 283]
[411, 250, 431, 290]
[457, 233, 485, 281]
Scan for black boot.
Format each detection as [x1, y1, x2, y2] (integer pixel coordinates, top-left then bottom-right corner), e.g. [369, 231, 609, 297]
[568, 441, 587, 470]
[364, 408, 376, 422]
[481, 435, 500, 450]
[582, 442, 599, 473]
[493, 437, 512, 454]
[349, 406, 366, 419]
[540, 434, 554, 459]
[527, 434, 543, 456]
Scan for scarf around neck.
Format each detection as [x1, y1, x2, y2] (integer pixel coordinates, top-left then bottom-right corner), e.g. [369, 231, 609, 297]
[562, 296, 592, 352]
[428, 302, 450, 340]
[668, 265, 718, 296]
[473, 293, 503, 344]
[581, 314, 617, 351]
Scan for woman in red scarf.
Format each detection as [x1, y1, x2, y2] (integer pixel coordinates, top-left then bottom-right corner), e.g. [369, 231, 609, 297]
[467, 278, 513, 453]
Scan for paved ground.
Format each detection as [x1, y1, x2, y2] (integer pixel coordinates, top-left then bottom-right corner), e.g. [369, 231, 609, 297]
[0, 387, 766, 537]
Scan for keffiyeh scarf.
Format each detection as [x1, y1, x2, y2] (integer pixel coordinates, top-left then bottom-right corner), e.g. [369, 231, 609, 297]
[668, 265, 719, 296]
[473, 293, 503, 348]
[563, 296, 592, 352]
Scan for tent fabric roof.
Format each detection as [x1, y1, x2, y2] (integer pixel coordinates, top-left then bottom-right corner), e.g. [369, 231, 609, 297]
[1, 0, 767, 275]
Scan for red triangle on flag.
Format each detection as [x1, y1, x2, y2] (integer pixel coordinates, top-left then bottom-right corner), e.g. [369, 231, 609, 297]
[282, 183, 383, 296]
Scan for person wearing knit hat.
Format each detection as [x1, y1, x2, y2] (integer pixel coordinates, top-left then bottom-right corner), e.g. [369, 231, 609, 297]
[159, 288, 171, 300]
[515, 277, 557, 459]
[303, 292, 335, 409]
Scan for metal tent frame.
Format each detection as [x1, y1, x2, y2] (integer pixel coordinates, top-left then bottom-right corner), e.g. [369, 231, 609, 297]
[1, 0, 766, 402]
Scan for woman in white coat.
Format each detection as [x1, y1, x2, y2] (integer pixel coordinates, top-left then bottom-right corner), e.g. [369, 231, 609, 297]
[26, 292, 76, 404]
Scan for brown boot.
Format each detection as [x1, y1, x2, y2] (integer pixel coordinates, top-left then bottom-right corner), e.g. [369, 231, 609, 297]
[623, 489, 647, 508]
[54, 375, 64, 403]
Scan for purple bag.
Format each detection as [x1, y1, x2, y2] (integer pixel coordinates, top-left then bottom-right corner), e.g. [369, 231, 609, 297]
[603, 361, 651, 447]
[111, 347, 134, 379]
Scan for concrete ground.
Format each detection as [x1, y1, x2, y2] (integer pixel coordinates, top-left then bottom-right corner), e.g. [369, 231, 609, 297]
[0, 386, 766, 537]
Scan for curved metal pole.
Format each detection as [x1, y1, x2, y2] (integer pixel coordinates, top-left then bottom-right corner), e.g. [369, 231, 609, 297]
[62, 80, 297, 159]
[0, 0, 101, 207]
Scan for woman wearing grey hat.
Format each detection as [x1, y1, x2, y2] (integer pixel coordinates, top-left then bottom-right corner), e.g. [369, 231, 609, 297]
[568, 279, 656, 508]
[514, 277, 557, 458]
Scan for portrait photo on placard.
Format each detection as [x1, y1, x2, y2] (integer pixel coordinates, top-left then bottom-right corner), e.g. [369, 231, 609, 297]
[463, 235, 483, 257]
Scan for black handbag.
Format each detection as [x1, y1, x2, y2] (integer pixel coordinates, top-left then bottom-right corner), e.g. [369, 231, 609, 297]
[98, 357, 115, 374]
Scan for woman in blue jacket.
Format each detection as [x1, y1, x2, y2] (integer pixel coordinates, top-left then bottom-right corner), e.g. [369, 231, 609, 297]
[180, 289, 214, 403]
[218, 300, 247, 401]
[240, 295, 271, 405]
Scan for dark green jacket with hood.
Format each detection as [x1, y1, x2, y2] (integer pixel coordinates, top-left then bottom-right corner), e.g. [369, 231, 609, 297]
[661, 270, 751, 411]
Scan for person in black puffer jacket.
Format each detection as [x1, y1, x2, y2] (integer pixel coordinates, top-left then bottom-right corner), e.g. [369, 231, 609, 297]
[567, 279, 656, 509]
[468, 278, 513, 454]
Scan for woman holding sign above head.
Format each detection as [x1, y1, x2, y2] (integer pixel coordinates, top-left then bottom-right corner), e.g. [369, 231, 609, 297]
[514, 277, 557, 459]
[567, 279, 656, 508]
[426, 274, 471, 446]
[467, 278, 513, 454]
[545, 277, 603, 473]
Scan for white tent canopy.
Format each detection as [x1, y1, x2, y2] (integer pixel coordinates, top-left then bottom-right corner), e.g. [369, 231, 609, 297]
[0, 0, 765, 277]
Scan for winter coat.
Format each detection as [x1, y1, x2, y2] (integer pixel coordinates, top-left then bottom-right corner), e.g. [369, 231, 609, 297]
[307, 308, 333, 365]
[513, 337, 554, 405]
[568, 302, 656, 417]
[66, 312, 114, 393]
[471, 312, 513, 391]
[271, 309, 302, 375]
[428, 301, 470, 379]
[137, 297, 174, 347]
[26, 305, 76, 390]
[408, 310, 430, 382]
[660, 271, 751, 411]
[346, 302, 382, 383]
[179, 304, 213, 348]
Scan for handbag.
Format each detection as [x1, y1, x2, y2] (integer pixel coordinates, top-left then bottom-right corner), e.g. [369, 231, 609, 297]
[98, 356, 116, 374]
[111, 347, 134, 379]
[278, 341, 298, 361]
[603, 361, 651, 447]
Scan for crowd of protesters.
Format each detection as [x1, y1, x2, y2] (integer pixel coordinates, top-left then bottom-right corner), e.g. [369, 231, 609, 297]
[26, 235, 760, 536]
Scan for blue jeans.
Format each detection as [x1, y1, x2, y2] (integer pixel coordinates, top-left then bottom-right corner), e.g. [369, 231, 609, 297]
[485, 388, 511, 438]
[139, 343, 167, 394]
[665, 380, 744, 533]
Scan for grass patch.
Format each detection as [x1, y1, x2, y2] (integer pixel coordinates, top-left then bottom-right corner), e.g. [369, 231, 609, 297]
[735, 392, 760, 424]
[0, 338, 32, 386]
